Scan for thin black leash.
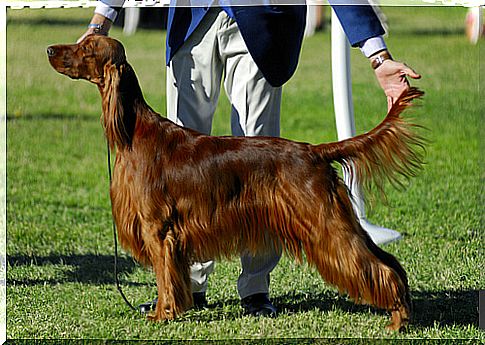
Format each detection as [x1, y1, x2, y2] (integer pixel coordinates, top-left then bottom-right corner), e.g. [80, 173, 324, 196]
[106, 142, 138, 312]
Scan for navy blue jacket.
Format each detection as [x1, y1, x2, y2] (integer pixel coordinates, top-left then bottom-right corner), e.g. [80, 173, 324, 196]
[166, 4, 385, 87]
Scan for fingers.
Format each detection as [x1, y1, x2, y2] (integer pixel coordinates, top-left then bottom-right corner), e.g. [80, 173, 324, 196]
[387, 84, 408, 111]
[400, 64, 421, 80]
[387, 82, 410, 110]
[387, 96, 394, 112]
[379, 61, 421, 110]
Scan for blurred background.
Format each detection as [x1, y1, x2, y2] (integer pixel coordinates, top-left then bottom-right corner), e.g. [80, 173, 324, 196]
[5, 5, 483, 341]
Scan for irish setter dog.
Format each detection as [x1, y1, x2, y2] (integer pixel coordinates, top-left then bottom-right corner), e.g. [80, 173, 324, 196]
[47, 35, 425, 331]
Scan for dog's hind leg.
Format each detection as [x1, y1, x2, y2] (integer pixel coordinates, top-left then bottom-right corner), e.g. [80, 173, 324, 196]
[362, 234, 412, 331]
[142, 224, 192, 321]
[302, 184, 411, 331]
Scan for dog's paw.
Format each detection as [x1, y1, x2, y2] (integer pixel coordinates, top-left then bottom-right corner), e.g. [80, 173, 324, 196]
[146, 308, 177, 322]
[386, 308, 410, 332]
[385, 322, 408, 332]
[146, 312, 160, 322]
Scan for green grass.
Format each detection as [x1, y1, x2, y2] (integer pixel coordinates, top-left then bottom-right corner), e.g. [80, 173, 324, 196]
[6, 6, 484, 341]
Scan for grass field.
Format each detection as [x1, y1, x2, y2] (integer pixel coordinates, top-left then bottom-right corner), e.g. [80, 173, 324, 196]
[6, 6, 484, 342]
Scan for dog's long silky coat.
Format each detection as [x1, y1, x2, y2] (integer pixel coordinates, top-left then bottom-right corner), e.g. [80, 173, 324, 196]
[48, 35, 425, 331]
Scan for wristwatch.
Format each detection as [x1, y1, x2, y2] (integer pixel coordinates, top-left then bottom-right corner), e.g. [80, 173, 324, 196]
[88, 23, 105, 34]
[370, 51, 393, 70]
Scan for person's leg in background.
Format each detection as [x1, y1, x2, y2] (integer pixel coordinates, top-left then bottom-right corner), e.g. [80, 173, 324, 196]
[219, 11, 282, 316]
[165, 9, 223, 308]
[167, 10, 281, 315]
[165, 9, 281, 316]
[131, 9, 221, 314]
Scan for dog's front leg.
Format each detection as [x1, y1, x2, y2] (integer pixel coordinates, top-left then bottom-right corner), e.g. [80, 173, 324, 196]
[143, 224, 193, 321]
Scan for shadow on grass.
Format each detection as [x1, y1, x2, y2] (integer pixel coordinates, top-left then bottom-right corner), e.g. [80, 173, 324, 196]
[7, 254, 143, 286]
[8, 254, 479, 329]
[271, 290, 479, 329]
[411, 289, 479, 329]
[274, 291, 388, 320]
[181, 289, 479, 330]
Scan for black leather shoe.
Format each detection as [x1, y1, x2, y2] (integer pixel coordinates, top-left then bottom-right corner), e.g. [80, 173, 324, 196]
[138, 292, 208, 314]
[241, 293, 277, 317]
[192, 292, 208, 309]
[138, 298, 157, 314]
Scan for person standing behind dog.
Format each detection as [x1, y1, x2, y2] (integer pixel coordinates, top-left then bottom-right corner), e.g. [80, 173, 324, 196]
[79, 1, 420, 317]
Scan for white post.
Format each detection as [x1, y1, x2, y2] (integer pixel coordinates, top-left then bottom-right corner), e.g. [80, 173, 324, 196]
[123, 7, 140, 36]
[331, 10, 401, 245]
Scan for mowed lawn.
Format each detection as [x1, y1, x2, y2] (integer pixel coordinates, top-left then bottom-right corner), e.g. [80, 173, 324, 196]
[6, 6, 483, 341]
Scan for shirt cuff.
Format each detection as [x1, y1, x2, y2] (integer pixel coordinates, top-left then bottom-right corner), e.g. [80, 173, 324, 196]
[358, 36, 387, 57]
[94, 2, 120, 22]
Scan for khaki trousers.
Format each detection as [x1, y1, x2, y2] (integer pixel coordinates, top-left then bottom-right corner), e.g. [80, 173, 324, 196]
[166, 9, 282, 299]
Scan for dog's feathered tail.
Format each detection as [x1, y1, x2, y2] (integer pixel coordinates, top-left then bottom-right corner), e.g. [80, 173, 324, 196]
[317, 87, 426, 198]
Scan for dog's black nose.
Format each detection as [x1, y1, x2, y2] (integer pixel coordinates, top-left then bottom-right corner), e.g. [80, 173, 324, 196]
[47, 47, 56, 57]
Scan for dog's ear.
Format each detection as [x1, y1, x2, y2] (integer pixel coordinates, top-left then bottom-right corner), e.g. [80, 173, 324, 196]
[101, 62, 119, 90]
[102, 63, 131, 150]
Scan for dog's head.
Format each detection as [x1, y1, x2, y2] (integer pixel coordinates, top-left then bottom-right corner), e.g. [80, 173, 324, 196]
[47, 35, 126, 86]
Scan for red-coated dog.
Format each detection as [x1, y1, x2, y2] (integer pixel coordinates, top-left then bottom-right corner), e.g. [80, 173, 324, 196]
[48, 35, 425, 331]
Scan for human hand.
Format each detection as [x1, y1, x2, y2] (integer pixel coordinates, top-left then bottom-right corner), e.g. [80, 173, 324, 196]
[373, 58, 421, 111]
[77, 13, 112, 43]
